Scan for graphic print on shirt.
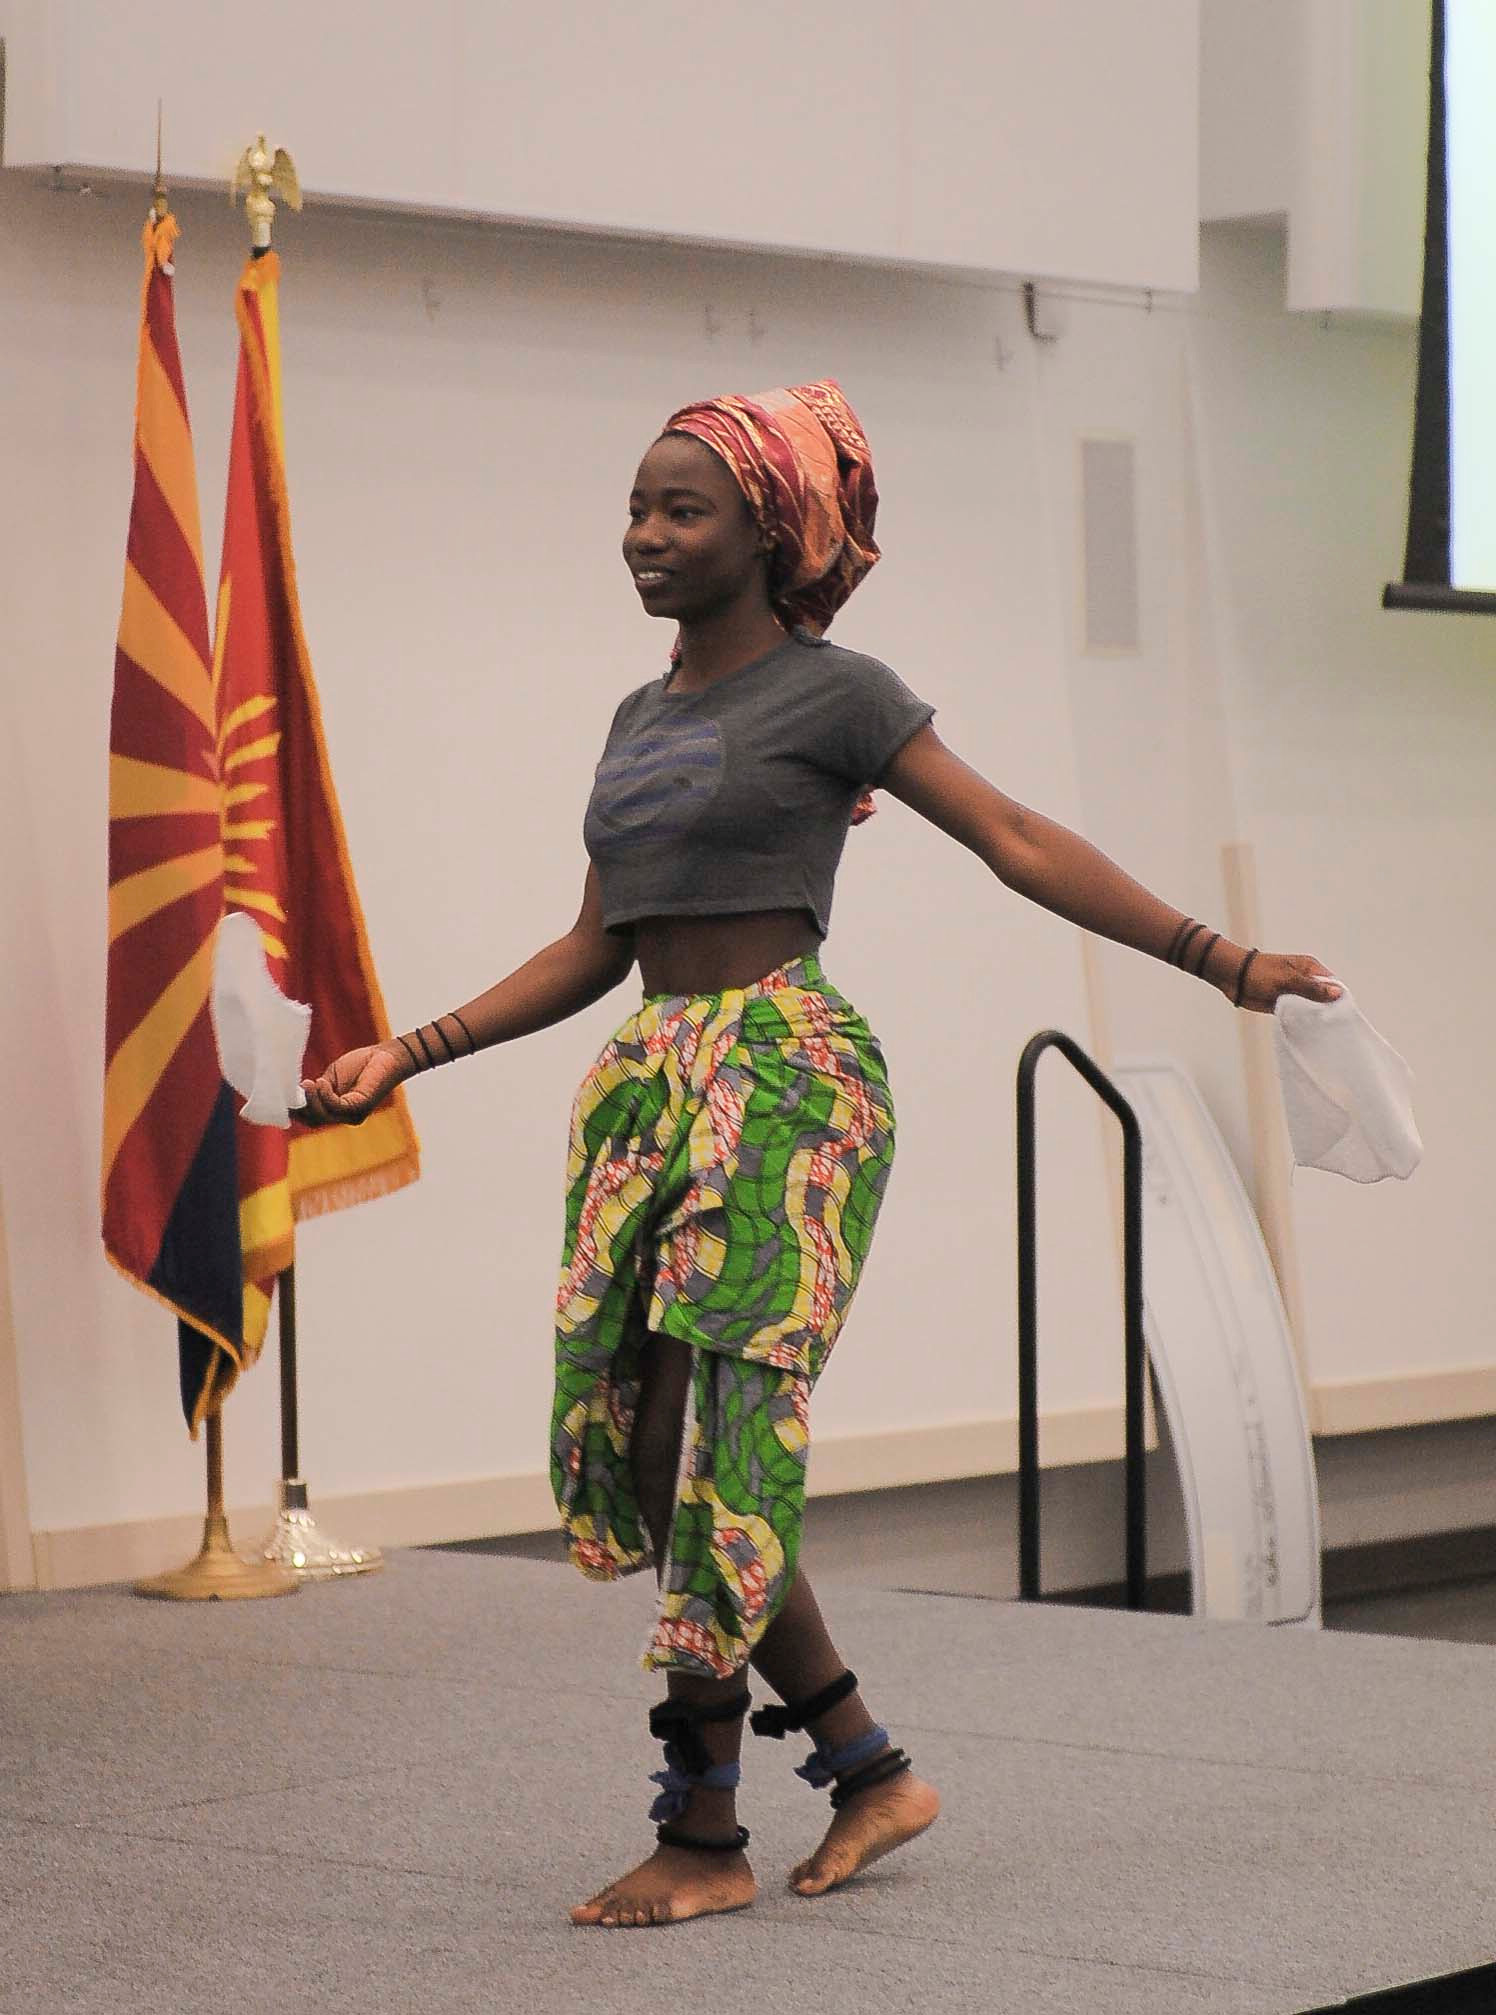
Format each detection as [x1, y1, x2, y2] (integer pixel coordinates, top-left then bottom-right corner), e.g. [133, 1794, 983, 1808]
[587, 717, 725, 845]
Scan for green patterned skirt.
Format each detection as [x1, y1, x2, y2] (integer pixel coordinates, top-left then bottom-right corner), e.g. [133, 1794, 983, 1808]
[551, 954, 896, 1678]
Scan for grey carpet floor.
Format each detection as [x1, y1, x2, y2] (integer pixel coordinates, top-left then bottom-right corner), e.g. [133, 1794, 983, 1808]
[3, 1552, 1494, 2015]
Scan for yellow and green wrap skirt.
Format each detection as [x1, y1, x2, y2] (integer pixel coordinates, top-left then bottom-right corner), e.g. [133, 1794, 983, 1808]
[551, 955, 895, 1678]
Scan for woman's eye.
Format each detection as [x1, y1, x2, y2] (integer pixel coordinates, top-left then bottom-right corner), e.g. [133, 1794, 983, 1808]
[672, 507, 702, 522]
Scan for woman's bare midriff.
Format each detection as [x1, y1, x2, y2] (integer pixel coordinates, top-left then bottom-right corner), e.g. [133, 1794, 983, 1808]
[632, 909, 822, 998]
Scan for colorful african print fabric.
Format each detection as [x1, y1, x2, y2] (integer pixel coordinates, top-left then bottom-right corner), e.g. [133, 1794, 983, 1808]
[551, 955, 895, 1678]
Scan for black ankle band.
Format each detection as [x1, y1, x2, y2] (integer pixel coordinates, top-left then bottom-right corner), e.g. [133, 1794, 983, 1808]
[750, 1669, 859, 1740]
[655, 1822, 751, 1854]
[649, 1691, 751, 1776]
[828, 1746, 911, 1811]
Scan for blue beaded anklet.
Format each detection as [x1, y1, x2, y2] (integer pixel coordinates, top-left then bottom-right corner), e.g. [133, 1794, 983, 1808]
[647, 1691, 752, 1849]
[750, 1670, 913, 1808]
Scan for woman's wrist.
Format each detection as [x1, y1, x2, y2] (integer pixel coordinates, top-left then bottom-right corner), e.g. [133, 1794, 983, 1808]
[389, 1012, 480, 1077]
[1161, 918, 1252, 1001]
[381, 1035, 422, 1081]
[1196, 934, 1246, 993]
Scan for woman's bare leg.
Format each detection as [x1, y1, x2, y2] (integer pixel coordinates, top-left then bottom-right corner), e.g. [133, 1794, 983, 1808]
[572, 1331, 937, 1918]
[750, 1570, 941, 1896]
[571, 1333, 756, 1928]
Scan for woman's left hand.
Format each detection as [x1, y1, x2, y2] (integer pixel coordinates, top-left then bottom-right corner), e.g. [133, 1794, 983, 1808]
[1229, 951, 1342, 1015]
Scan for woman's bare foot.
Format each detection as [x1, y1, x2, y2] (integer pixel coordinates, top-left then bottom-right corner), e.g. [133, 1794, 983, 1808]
[571, 1842, 757, 1928]
[789, 1772, 940, 1897]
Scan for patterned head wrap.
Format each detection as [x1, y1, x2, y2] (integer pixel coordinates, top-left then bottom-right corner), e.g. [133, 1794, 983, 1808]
[663, 379, 884, 820]
[662, 378, 880, 638]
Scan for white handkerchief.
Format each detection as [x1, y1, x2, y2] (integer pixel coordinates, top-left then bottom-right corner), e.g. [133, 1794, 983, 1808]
[211, 911, 312, 1129]
[1273, 989, 1421, 1183]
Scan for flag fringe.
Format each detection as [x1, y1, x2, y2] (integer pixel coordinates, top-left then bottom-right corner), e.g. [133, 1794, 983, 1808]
[291, 1152, 421, 1224]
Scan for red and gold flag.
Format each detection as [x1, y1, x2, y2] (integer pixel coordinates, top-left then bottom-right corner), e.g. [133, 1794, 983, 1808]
[103, 211, 243, 1430]
[214, 250, 419, 1354]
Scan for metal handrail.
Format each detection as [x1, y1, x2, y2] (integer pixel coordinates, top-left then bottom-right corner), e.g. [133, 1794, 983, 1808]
[1017, 1030, 1146, 1609]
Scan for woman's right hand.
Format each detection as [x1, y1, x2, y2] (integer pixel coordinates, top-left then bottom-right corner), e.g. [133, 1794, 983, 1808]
[299, 1042, 414, 1127]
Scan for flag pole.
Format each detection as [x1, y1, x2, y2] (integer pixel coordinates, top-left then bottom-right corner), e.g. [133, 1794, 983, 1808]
[258, 1264, 384, 1579]
[223, 138, 383, 1582]
[137, 1402, 299, 1600]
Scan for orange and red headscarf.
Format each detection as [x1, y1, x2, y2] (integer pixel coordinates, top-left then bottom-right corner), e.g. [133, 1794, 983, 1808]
[663, 378, 880, 639]
[663, 379, 884, 818]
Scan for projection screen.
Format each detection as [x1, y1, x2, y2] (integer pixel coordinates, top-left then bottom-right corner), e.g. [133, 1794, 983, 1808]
[1386, 0, 1496, 613]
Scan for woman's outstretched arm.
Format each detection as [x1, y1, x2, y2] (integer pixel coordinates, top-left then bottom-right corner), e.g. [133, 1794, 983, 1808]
[879, 726, 1340, 1012]
[299, 864, 636, 1126]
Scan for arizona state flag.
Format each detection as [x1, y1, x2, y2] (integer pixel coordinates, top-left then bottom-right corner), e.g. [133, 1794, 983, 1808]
[214, 249, 419, 1356]
[103, 212, 243, 1431]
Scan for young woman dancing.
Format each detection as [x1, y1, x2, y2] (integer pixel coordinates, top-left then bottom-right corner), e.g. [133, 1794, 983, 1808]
[299, 380, 1340, 1929]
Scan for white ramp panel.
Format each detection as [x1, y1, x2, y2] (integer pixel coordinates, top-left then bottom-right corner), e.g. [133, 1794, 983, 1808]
[1112, 1061, 1321, 1626]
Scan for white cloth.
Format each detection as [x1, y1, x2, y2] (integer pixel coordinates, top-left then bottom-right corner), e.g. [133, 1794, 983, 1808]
[1273, 988, 1421, 1183]
[210, 911, 311, 1128]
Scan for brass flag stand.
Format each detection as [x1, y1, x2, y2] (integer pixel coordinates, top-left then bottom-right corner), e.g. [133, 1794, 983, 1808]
[136, 1406, 299, 1601]
[255, 1265, 384, 1580]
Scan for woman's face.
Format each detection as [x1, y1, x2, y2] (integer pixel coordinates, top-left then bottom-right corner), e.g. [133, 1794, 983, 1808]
[623, 433, 769, 623]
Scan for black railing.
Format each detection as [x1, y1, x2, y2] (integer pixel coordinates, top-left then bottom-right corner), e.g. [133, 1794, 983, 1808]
[1017, 1031, 1146, 1609]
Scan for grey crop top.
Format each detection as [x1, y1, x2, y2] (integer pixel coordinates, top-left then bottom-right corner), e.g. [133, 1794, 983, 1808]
[583, 631, 935, 938]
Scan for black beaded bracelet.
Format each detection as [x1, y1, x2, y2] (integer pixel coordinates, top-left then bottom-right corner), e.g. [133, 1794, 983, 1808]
[1233, 948, 1260, 1009]
[1190, 930, 1222, 979]
[1172, 922, 1206, 970]
[1165, 917, 1198, 966]
[397, 1016, 481, 1071]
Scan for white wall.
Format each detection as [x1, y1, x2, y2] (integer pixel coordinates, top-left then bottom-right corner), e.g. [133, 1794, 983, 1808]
[1288, 0, 1429, 317]
[1028, 269, 1255, 1182]
[1199, 0, 1294, 223]
[1344, 0, 1432, 319]
[1026, 216, 1496, 1437]
[0, 0, 1199, 292]
[1200, 0, 1429, 318]
[4, 172, 1493, 1580]
[1186, 222, 1496, 1417]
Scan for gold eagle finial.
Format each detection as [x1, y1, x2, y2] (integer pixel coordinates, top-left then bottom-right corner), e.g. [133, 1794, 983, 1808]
[231, 135, 303, 250]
